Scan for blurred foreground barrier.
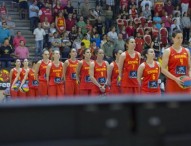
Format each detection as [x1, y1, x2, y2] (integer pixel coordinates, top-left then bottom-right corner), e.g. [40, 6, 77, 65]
[0, 95, 191, 146]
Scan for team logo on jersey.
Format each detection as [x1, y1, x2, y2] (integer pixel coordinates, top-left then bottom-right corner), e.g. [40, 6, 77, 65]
[98, 77, 106, 84]
[71, 73, 76, 79]
[85, 75, 91, 82]
[129, 71, 137, 78]
[32, 80, 39, 86]
[148, 81, 158, 88]
[176, 66, 186, 75]
[54, 77, 61, 84]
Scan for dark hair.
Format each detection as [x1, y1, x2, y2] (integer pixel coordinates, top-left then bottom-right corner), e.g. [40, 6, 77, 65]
[94, 48, 103, 55]
[172, 30, 182, 38]
[31, 60, 38, 66]
[142, 49, 149, 59]
[42, 49, 49, 55]
[81, 42, 85, 46]
[82, 48, 90, 55]
[124, 37, 134, 51]
[112, 49, 119, 60]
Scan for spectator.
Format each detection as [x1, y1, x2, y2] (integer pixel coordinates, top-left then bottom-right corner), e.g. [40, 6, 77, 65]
[53, 0, 64, 18]
[114, 33, 125, 51]
[0, 2, 7, 18]
[69, 26, 78, 43]
[154, 0, 164, 17]
[153, 12, 162, 30]
[29, 1, 39, 32]
[33, 22, 45, 56]
[6, 16, 15, 45]
[181, 12, 191, 43]
[95, 16, 104, 35]
[81, 34, 90, 48]
[65, 13, 75, 32]
[143, 4, 152, 20]
[48, 22, 57, 47]
[77, 16, 87, 35]
[0, 22, 10, 45]
[100, 34, 107, 48]
[13, 31, 26, 48]
[90, 41, 99, 60]
[42, 16, 50, 48]
[101, 36, 115, 63]
[170, 19, 181, 35]
[107, 26, 118, 41]
[173, 12, 181, 27]
[19, 0, 28, 19]
[51, 31, 62, 51]
[126, 21, 135, 37]
[91, 33, 101, 48]
[135, 32, 144, 54]
[106, 0, 115, 6]
[164, 0, 174, 16]
[14, 40, 29, 60]
[80, 0, 90, 20]
[38, 3, 53, 23]
[55, 11, 66, 34]
[0, 38, 13, 68]
[173, 5, 181, 16]
[105, 6, 113, 33]
[64, 1, 74, 18]
[141, 0, 152, 11]
[77, 42, 86, 59]
[162, 11, 172, 34]
[37, 0, 45, 9]
[181, 0, 189, 15]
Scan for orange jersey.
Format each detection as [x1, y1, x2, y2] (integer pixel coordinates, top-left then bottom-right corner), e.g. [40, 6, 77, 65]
[20, 68, 27, 81]
[79, 60, 93, 90]
[49, 62, 63, 86]
[57, 17, 65, 27]
[94, 61, 107, 86]
[111, 61, 119, 86]
[121, 51, 140, 87]
[141, 62, 160, 93]
[65, 59, 78, 81]
[11, 68, 19, 85]
[38, 60, 50, 82]
[168, 47, 189, 78]
[28, 69, 38, 89]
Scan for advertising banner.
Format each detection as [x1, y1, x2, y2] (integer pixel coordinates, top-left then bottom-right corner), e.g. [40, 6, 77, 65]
[0, 69, 10, 90]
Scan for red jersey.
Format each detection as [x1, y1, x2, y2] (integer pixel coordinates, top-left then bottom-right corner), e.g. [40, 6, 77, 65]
[111, 61, 119, 86]
[66, 59, 78, 81]
[154, 2, 164, 16]
[135, 37, 144, 53]
[168, 47, 189, 78]
[141, 62, 160, 93]
[49, 62, 63, 86]
[94, 61, 107, 86]
[28, 69, 38, 89]
[120, 0, 128, 7]
[57, 17, 65, 27]
[40, 8, 53, 23]
[38, 60, 51, 82]
[20, 68, 27, 81]
[0, 6, 7, 15]
[79, 60, 93, 90]
[121, 51, 140, 87]
[11, 68, 19, 85]
[152, 27, 159, 39]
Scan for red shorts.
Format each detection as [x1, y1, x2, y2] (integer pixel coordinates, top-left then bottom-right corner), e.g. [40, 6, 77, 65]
[48, 84, 64, 98]
[166, 79, 191, 94]
[121, 87, 140, 95]
[38, 81, 48, 97]
[65, 80, 79, 96]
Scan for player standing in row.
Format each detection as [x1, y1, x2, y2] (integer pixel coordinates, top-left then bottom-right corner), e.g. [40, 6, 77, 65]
[35, 50, 51, 97]
[107, 49, 123, 95]
[10, 59, 22, 98]
[76, 49, 93, 96]
[90, 49, 109, 96]
[46, 50, 64, 98]
[118, 37, 141, 94]
[63, 48, 79, 96]
[162, 30, 191, 93]
[137, 48, 161, 94]
[19, 61, 39, 98]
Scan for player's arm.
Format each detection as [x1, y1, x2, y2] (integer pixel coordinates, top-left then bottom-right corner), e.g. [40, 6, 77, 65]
[118, 52, 126, 81]
[76, 60, 83, 84]
[63, 60, 69, 81]
[156, 61, 161, 79]
[90, 61, 101, 88]
[35, 60, 41, 82]
[137, 63, 145, 86]
[161, 48, 183, 86]
[46, 63, 52, 84]
[11, 69, 21, 89]
[107, 62, 114, 86]
[20, 69, 29, 88]
[9, 69, 13, 86]
[137, 52, 141, 64]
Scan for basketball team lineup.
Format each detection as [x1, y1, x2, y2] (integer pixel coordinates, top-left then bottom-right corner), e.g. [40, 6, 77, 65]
[8, 30, 191, 98]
